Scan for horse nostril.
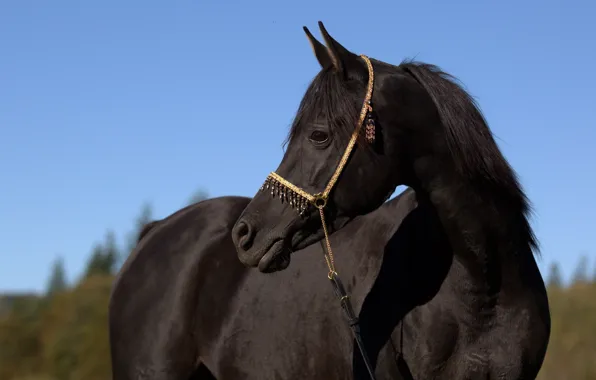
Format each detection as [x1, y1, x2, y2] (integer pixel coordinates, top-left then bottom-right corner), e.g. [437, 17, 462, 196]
[234, 220, 254, 252]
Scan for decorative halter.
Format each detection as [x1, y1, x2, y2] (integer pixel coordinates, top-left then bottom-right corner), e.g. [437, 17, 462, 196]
[259, 54, 378, 380]
[259, 54, 376, 277]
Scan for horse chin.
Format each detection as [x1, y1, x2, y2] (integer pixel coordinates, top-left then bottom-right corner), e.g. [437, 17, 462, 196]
[290, 214, 353, 252]
[255, 215, 352, 273]
[292, 231, 322, 251]
[257, 240, 291, 273]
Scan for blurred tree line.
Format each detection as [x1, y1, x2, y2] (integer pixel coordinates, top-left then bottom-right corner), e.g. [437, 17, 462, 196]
[537, 255, 596, 380]
[0, 190, 208, 380]
[0, 192, 595, 379]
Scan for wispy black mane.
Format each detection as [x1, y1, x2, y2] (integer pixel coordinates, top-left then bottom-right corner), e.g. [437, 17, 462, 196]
[400, 60, 538, 253]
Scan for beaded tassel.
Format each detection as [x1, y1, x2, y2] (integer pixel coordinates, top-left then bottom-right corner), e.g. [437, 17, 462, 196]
[260, 175, 310, 216]
[364, 102, 375, 144]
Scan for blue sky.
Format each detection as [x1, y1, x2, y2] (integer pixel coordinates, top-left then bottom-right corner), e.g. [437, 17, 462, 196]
[1, 0, 594, 292]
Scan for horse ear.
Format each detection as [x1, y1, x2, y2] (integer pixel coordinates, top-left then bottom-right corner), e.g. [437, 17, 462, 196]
[317, 21, 361, 78]
[303, 26, 333, 70]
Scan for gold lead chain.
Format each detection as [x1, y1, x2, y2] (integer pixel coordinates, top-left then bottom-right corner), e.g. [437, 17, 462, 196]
[318, 205, 336, 278]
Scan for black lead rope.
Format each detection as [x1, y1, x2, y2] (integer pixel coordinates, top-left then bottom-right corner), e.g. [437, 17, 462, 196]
[329, 271, 377, 380]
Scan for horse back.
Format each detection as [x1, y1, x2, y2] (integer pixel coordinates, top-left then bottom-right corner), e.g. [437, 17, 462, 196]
[109, 196, 251, 379]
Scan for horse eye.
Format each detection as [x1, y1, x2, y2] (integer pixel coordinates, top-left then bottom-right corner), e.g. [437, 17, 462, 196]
[309, 130, 329, 143]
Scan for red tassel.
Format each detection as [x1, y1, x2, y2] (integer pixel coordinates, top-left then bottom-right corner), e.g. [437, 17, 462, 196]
[365, 118, 375, 144]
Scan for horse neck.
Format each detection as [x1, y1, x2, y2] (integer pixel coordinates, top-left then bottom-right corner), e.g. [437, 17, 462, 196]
[413, 162, 535, 304]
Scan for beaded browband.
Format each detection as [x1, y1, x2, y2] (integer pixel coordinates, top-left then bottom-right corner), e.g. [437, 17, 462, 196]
[259, 54, 375, 276]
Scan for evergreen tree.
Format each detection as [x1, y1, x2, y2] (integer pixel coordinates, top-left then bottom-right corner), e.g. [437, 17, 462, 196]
[571, 254, 589, 285]
[83, 243, 109, 278]
[546, 262, 563, 289]
[135, 202, 153, 232]
[83, 232, 119, 278]
[46, 256, 68, 296]
[124, 202, 154, 258]
[102, 230, 119, 275]
[187, 189, 209, 206]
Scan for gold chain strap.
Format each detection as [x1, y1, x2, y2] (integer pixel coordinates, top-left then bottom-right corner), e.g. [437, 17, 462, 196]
[321, 55, 375, 200]
[318, 205, 337, 277]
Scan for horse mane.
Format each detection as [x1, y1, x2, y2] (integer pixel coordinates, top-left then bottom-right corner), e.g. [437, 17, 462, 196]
[399, 60, 538, 255]
[283, 68, 368, 150]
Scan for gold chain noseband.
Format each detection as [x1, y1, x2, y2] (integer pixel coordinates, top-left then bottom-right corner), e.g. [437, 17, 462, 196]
[260, 54, 375, 277]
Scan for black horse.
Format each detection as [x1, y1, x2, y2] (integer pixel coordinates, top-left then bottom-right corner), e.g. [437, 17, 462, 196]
[231, 22, 550, 377]
[109, 23, 550, 379]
